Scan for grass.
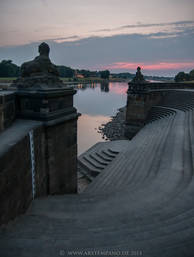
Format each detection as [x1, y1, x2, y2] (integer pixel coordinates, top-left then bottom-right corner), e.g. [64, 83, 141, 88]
[179, 80, 194, 84]
[0, 76, 126, 84]
[0, 77, 16, 82]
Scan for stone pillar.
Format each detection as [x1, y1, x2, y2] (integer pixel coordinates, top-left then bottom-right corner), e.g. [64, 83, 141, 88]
[45, 115, 77, 194]
[125, 91, 149, 139]
[16, 87, 78, 194]
[125, 83, 164, 139]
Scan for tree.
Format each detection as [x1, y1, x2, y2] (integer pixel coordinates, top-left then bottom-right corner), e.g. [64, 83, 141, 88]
[174, 72, 189, 82]
[100, 70, 110, 79]
[189, 69, 194, 80]
[57, 65, 74, 78]
[0, 60, 20, 77]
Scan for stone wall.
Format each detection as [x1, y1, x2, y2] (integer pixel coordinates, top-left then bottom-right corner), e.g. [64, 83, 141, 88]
[46, 118, 77, 194]
[0, 115, 78, 225]
[124, 80, 192, 139]
[0, 91, 16, 133]
[125, 90, 164, 139]
[0, 133, 32, 225]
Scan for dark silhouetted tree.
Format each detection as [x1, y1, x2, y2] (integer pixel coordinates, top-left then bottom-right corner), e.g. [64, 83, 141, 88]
[174, 71, 189, 82]
[57, 65, 74, 78]
[0, 60, 20, 77]
[100, 70, 110, 79]
[189, 69, 194, 80]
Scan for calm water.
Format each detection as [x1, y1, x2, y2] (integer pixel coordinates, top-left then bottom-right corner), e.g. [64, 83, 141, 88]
[74, 82, 128, 155]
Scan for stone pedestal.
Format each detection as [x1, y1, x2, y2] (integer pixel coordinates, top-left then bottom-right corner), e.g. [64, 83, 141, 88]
[16, 86, 78, 194]
[16, 87, 76, 122]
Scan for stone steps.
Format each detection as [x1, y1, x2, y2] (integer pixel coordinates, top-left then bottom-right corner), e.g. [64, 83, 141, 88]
[78, 140, 129, 180]
[86, 115, 175, 194]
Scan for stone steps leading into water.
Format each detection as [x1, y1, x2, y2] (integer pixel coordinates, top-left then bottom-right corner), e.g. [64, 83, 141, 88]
[78, 140, 129, 180]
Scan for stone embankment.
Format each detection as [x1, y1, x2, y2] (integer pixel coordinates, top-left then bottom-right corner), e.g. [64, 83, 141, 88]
[78, 107, 127, 192]
[2, 90, 194, 256]
[98, 106, 127, 141]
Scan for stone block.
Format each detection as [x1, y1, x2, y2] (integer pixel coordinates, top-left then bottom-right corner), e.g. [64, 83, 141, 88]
[0, 91, 16, 132]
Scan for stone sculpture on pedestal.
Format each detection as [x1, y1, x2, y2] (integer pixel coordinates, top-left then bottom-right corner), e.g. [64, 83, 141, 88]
[131, 66, 146, 83]
[12, 42, 78, 194]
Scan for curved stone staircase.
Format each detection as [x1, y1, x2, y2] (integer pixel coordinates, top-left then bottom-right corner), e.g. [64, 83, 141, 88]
[1, 90, 194, 257]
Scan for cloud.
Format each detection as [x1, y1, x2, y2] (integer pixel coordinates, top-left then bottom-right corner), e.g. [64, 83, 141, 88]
[117, 20, 194, 31]
[94, 20, 194, 32]
[92, 20, 194, 40]
[104, 62, 194, 71]
[47, 35, 80, 43]
[0, 29, 194, 76]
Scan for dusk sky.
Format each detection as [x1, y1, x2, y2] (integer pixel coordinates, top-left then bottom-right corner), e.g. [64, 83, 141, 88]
[0, 0, 194, 76]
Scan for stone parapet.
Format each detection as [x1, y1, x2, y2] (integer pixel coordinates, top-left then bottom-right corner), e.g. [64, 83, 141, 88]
[0, 91, 16, 132]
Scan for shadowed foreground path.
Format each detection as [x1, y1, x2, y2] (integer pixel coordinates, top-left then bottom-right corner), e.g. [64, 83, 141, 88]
[1, 90, 194, 257]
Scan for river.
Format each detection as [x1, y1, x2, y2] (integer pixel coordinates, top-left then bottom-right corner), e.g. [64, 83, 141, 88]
[74, 82, 128, 155]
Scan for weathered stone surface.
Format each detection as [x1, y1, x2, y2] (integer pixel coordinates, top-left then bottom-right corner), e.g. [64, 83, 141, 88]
[16, 87, 77, 121]
[0, 120, 42, 225]
[125, 90, 163, 139]
[46, 118, 77, 194]
[0, 115, 78, 225]
[0, 91, 16, 132]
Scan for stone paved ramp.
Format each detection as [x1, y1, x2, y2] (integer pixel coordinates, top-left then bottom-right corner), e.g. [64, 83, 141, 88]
[1, 91, 194, 257]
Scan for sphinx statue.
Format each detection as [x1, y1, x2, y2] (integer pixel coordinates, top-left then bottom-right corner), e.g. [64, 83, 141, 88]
[21, 42, 59, 77]
[13, 42, 64, 89]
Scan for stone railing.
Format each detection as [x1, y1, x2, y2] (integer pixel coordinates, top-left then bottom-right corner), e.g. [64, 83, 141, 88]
[128, 82, 194, 93]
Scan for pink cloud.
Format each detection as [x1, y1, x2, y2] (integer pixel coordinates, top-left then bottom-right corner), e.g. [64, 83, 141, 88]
[104, 62, 194, 71]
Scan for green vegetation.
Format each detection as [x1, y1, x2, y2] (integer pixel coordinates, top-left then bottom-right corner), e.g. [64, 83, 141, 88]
[57, 65, 74, 78]
[99, 70, 110, 79]
[0, 59, 178, 83]
[174, 69, 194, 82]
[0, 60, 112, 81]
[0, 60, 20, 77]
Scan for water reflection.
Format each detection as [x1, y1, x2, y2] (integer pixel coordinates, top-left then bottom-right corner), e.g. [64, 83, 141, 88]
[74, 82, 128, 155]
[77, 114, 110, 155]
[100, 81, 109, 92]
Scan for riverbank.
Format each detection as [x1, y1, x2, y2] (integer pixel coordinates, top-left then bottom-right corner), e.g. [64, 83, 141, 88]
[78, 107, 128, 192]
[98, 106, 127, 141]
[0, 77, 126, 84]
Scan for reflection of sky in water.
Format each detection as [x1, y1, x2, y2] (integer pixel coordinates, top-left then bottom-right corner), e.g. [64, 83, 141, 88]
[74, 82, 128, 155]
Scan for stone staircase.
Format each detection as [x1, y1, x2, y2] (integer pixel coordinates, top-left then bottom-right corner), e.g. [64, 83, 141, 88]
[78, 140, 129, 180]
[1, 90, 194, 257]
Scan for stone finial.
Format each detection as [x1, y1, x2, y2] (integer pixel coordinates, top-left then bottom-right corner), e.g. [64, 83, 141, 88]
[132, 66, 145, 83]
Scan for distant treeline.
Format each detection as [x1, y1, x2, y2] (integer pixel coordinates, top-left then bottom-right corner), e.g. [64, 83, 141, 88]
[0, 59, 110, 79]
[174, 70, 194, 82]
[1, 59, 192, 82]
[111, 72, 173, 81]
